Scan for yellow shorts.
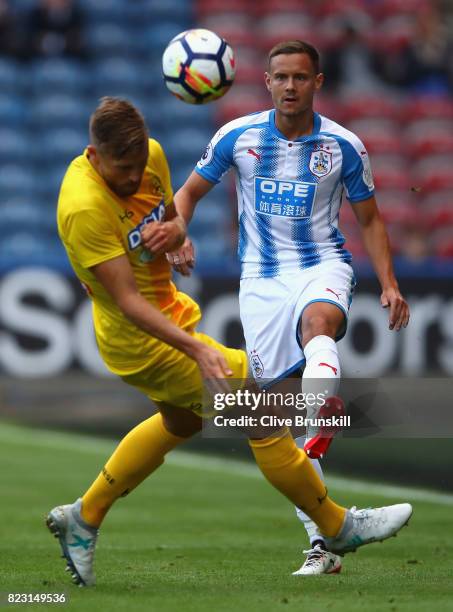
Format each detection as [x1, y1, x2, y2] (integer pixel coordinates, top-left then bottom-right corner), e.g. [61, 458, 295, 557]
[120, 331, 248, 416]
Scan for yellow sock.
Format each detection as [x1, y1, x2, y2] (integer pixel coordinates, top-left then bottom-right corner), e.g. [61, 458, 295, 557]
[81, 413, 184, 527]
[249, 429, 345, 537]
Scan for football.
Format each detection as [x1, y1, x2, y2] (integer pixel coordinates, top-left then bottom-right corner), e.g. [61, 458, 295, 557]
[162, 28, 236, 104]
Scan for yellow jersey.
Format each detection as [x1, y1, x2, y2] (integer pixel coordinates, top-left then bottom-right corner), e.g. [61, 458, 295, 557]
[57, 138, 201, 375]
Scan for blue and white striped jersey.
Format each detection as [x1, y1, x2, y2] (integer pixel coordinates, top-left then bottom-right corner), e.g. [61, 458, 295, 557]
[196, 110, 374, 279]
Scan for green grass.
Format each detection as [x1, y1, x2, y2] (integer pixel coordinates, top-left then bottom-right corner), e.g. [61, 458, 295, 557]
[1, 422, 452, 612]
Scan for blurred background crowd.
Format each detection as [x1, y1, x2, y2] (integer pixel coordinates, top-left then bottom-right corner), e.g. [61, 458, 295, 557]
[0, 0, 452, 271]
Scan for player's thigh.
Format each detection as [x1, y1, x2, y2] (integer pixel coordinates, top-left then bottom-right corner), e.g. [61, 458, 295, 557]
[121, 334, 248, 416]
[296, 262, 355, 346]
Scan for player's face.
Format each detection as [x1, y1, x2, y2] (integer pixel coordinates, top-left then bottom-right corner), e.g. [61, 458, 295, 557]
[89, 143, 148, 198]
[265, 53, 323, 118]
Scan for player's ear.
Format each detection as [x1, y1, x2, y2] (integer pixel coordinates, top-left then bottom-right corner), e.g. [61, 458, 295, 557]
[315, 72, 324, 91]
[86, 144, 99, 162]
[264, 72, 272, 92]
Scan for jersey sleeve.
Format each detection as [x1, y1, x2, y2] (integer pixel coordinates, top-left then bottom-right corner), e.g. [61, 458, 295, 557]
[340, 137, 375, 203]
[150, 139, 174, 206]
[195, 126, 236, 184]
[65, 205, 126, 269]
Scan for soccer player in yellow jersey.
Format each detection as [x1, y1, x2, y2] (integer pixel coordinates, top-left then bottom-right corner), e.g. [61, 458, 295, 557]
[47, 97, 412, 587]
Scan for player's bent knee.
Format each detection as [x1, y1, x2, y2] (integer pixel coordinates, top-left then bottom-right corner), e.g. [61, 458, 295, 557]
[158, 403, 203, 438]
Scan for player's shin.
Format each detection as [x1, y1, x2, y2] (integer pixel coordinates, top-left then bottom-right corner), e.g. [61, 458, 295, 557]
[302, 335, 341, 457]
[81, 413, 186, 527]
[249, 428, 345, 537]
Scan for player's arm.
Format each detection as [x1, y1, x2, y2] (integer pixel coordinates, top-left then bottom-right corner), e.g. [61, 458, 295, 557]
[140, 202, 186, 255]
[164, 172, 216, 276]
[352, 196, 410, 331]
[174, 170, 215, 225]
[90, 254, 233, 381]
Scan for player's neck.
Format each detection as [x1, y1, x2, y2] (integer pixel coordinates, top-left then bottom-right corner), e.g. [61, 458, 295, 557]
[275, 110, 314, 141]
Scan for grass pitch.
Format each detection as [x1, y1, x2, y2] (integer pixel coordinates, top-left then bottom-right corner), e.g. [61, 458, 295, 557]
[1, 421, 452, 612]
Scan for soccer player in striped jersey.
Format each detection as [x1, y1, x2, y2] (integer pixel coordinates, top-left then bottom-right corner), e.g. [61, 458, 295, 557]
[169, 40, 410, 576]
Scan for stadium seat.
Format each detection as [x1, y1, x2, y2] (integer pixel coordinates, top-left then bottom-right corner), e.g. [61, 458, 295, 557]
[413, 154, 453, 192]
[0, 58, 26, 95]
[29, 95, 91, 131]
[215, 84, 269, 124]
[402, 96, 453, 122]
[144, 22, 189, 56]
[143, 0, 193, 24]
[40, 129, 87, 166]
[405, 119, 453, 158]
[29, 59, 90, 96]
[0, 231, 60, 258]
[0, 198, 56, 231]
[346, 118, 403, 155]
[196, 0, 253, 19]
[375, 189, 419, 225]
[418, 191, 453, 228]
[155, 95, 214, 129]
[432, 226, 453, 258]
[0, 129, 33, 164]
[0, 95, 27, 128]
[78, 0, 125, 23]
[200, 13, 255, 47]
[93, 58, 144, 98]
[87, 23, 138, 58]
[0, 164, 37, 199]
[340, 95, 401, 122]
[230, 46, 265, 86]
[369, 154, 411, 190]
[257, 14, 318, 50]
[369, 14, 416, 52]
[373, 0, 431, 19]
[165, 127, 211, 163]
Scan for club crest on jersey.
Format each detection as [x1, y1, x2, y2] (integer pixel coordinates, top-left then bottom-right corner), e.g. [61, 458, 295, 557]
[254, 177, 316, 218]
[127, 200, 165, 251]
[309, 149, 332, 177]
[250, 350, 264, 378]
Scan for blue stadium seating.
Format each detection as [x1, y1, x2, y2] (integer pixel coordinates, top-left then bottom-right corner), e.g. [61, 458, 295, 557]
[0, 165, 37, 200]
[0, 95, 27, 128]
[0, 129, 33, 164]
[93, 58, 144, 97]
[28, 95, 91, 131]
[0, 59, 26, 95]
[29, 59, 91, 96]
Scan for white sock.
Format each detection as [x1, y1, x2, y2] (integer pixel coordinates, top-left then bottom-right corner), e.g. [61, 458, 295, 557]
[303, 335, 340, 438]
[294, 336, 341, 547]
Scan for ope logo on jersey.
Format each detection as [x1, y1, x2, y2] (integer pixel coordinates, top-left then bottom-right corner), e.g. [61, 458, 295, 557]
[254, 177, 317, 218]
[127, 200, 165, 250]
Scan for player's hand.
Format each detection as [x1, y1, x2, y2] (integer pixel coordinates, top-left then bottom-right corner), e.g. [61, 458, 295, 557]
[166, 238, 195, 277]
[140, 219, 185, 256]
[191, 342, 234, 395]
[381, 287, 410, 331]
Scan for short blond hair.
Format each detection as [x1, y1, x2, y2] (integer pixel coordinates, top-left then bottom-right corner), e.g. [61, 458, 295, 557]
[89, 97, 148, 158]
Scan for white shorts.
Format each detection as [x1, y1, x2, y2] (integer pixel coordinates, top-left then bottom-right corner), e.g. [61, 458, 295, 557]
[239, 261, 356, 384]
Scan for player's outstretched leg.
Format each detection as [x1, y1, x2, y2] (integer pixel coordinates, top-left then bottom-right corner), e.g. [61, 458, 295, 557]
[46, 412, 190, 586]
[249, 429, 412, 558]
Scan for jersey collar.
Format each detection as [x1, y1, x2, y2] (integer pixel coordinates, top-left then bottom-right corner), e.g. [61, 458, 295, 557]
[269, 109, 321, 141]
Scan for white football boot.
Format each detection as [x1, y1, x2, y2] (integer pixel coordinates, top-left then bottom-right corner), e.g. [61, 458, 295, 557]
[292, 544, 342, 575]
[46, 498, 98, 586]
[324, 503, 413, 555]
